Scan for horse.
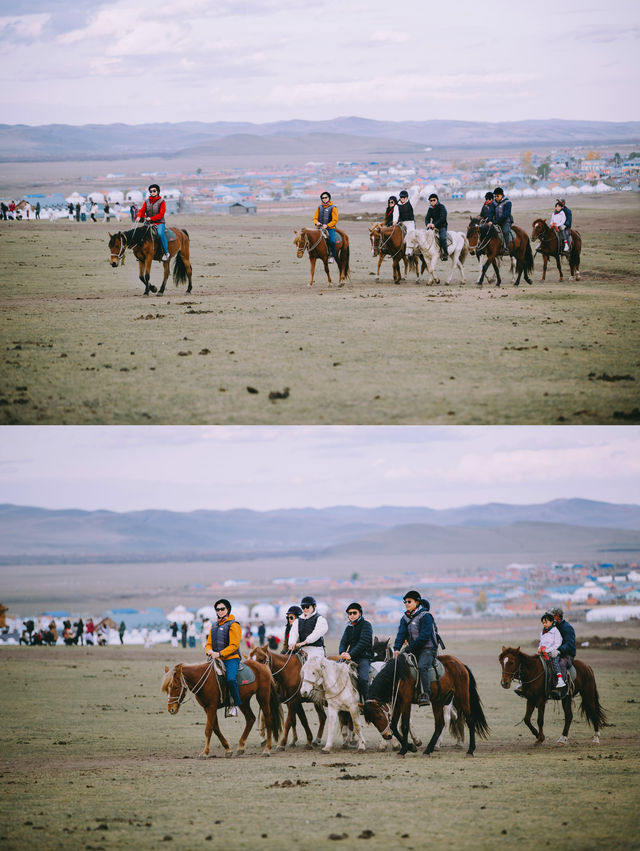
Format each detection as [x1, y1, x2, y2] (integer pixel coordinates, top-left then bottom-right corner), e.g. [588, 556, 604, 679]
[363, 653, 489, 757]
[161, 659, 283, 757]
[531, 219, 582, 281]
[406, 229, 470, 284]
[369, 223, 408, 283]
[108, 223, 193, 295]
[498, 646, 607, 746]
[300, 657, 366, 753]
[466, 217, 534, 287]
[248, 645, 327, 750]
[293, 227, 350, 287]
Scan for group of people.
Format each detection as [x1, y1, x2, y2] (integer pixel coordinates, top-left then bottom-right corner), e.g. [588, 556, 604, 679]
[535, 606, 576, 693]
[17, 617, 127, 647]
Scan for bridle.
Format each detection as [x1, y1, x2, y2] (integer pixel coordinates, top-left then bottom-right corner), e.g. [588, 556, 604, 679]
[109, 233, 127, 265]
[297, 228, 324, 257]
[500, 651, 544, 687]
[166, 660, 218, 710]
[372, 224, 404, 259]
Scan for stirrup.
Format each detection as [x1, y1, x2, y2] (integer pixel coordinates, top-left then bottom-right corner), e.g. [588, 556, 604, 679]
[417, 693, 430, 706]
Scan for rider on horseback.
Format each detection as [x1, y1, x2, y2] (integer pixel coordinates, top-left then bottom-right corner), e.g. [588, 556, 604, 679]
[205, 598, 242, 716]
[550, 200, 570, 254]
[338, 602, 373, 703]
[291, 596, 328, 658]
[538, 612, 566, 689]
[479, 191, 496, 222]
[136, 184, 170, 261]
[395, 190, 416, 254]
[313, 192, 339, 264]
[383, 196, 398, 226]
[550, 607, 576, 687]
[425, 193, 449, 261]
[282, 604, 302, 652]
[393, 590, 437, 706]
[493, 187, 513, 255]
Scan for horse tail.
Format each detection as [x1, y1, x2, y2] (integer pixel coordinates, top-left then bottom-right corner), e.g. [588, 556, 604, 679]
[465, 665, 490, 739]
[578, 663, 608, 731]
[173, 251, 188, 287]
[341, 242, 350, 280]
[268, 672, 284, 741]
[523, 238, 535, 277]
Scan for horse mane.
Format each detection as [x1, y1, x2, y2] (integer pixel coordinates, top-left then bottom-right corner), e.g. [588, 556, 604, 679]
[368, 654, 411, 702]
[161, 665, 176, 693]
[121, 226, 152, 248]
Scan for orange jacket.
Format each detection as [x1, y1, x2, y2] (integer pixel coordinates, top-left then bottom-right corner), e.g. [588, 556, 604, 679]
[313, 202, 338, 229]
[206, 614, 241, 659]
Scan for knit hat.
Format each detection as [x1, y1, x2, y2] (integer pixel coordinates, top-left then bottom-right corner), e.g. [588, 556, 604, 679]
[346, 602, 362, 614]
[403, 590, 422, 603]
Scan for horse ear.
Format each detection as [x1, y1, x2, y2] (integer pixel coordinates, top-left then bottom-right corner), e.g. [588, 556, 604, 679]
[293, 229, 298, 234]
[501, 646, 506, 653]
[108, 232, 112, 237]
[164, 665, 169, 672]
[515, 646, 520, 652]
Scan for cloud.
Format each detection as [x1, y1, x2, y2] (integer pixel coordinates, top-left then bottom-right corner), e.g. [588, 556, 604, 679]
[0, 13, 50, 41]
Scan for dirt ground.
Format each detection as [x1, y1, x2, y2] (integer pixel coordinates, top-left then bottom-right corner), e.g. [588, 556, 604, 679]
[1, 195, 638, 425]
[0, 626, 638, 851]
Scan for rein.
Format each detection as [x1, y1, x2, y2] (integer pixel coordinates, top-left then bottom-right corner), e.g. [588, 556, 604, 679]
[505, 653, 544, 687]
[378, 225, 404, 259]
[300, 228, 324, 254]
[167, 660, 218, 709]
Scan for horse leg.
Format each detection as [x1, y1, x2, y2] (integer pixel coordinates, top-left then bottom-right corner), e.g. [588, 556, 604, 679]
[144, 254, 157, 296]
[293, 701, 315, 749]
[182, 243, 193, 293]
[157, 257, 170, 295]
[235, 702, 255, 756]
[424, 703, 446, 755]
[349, 706, 367, 751]
[557, 694, 573, 745]
[522, 698, 541, 742]
[198, 708, 217, 757]
[321, 706, 338, 753]
[493, 259, 501, 287]
[323, 258, 332, 285]
[476, 258, 489, 286]
[375, 255, 383, 282]
[541, 254, 548, 281]
[313, 703, 327, 746]
[555, 253, 563, 282]
[513, 261, 523, 287]
[138, 259, 150, 296]
[308, 257, 316, 287]
[209, 710, 232, 757]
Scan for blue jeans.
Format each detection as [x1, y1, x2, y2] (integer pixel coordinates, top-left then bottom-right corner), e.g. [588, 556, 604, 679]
[223, 657, 241, 706]
[416, 647, 435, 694]
[155, 222, 169, 255]
[356, 657, 370, 701]
[326, 228, 339, 261]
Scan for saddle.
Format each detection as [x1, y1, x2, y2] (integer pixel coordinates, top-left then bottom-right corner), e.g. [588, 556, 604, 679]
[213, 659, 255, 711]
[499, 227, 515, 255]
[540, 657, 576, 700]
[404, 654, 445, 700]
[319, 227, 342, 246]
[151, 226, 178, 261]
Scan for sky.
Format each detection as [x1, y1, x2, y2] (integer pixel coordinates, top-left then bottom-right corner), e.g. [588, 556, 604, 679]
[2, 0, 639, 126]
[0, 425, 638, 513]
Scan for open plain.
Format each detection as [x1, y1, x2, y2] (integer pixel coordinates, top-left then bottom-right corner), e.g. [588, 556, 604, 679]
[0, 195, 638, 424]
[0, 622, 638, 851]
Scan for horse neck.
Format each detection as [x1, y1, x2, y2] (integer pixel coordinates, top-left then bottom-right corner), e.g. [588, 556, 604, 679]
[181, 661, 212, 689]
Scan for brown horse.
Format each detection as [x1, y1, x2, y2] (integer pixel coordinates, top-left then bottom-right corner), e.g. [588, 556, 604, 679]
[293, 227, 350, 287]
[363, 653, 488, 757]
[108, 224, 193, 295]
[498, 646, 607, 746]
[161, 659, 283, 757]
[531, 219, 582, 281]
[249, 645, 327, 750]
[369, 223, 408, 283]
[466, 217, 534, 287]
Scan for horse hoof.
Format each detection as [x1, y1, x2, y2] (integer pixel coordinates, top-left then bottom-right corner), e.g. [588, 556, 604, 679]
[149, 286, 157, 293]
[397, 753, 406, 758]
[261, 750, 271, 757]
[409, 744, 417, 753]
[197, 752, 209, 759]
[357, 744, 366, 752]
[235, 748, 245, 756]
[321, 747, 331, 754]
[273, 745, 283, 753]
[592, 735, 600, 745]
[465, 752, 475, 758]
[556, 736, 568, 746]
[225, 751, 233, 759]
[304, 743, 314, 751]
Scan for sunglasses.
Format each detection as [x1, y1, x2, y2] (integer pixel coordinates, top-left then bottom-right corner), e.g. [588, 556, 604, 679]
[215, 606, 227, 612]
[347, 611, 360, 616]
[287, 615, 296, 620]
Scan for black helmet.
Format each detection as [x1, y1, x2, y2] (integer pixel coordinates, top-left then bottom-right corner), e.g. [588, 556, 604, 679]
[484, 191, 494, 200]
[387, 195, 398, 205]
[493, 187, 504, 196]
[286, 605, 302, 617]
[399, 190, 409, 198]
[300, 595, 316, 608]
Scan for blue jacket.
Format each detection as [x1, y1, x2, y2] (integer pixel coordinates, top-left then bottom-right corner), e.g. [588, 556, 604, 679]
[562, 206, 572, 229]
[557, 619, 576, 657]
[494, 197, 512, 227]
[394, 607, 436, 654]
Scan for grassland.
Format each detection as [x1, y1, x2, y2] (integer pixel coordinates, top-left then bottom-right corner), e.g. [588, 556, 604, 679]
[0, 195, 638, 424]
[0, 623, 638, 851]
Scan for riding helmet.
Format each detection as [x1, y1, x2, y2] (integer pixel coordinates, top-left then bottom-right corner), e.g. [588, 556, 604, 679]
[300, 595, 316, 608]
[403, 590, 422, 602]
[345, 602, 362, 614]
[493, 187, 504, 196]
[399, 190, 409, 198]
[550, 607, 564, 618]
[286, 605, 303, 617]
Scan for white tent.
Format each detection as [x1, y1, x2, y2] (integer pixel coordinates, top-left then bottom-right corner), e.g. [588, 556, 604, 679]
[564, 185, 581, 195]
[536, 187, 552, 196]
[585, 605, 640, 622]
[509, 188, 523, 198]
[360, 191, 391, 203]
[250, 603, 277, 622]
[65, 192, 86, 204]
[594, 182, 613, 193]
[126, 190, 144, 204]
[523, 188, 537, 197]
[87, 191, 105, 203]
[578, 184, 593, 194]
[166, 604, 196, 624]
[466, 190, 481, 200]
[106, 190, 125, 203]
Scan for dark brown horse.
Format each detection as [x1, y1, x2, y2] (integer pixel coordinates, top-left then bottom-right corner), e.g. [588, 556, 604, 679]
[369, 223, 408, 283]
[363, 653, 488, 757]
[498, 646, 607, 746]
[249, 645, 327, 750]
[161, 660, 283, 757]
[531, 219, 582, 281]
[293, 227, 350, 287]
[108, 224, 193, 295]
[466, 217, 534, 287]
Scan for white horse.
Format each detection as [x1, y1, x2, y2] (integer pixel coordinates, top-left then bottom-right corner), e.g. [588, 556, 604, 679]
[300, 657, 366, 753]
[406, 228, 469, 284]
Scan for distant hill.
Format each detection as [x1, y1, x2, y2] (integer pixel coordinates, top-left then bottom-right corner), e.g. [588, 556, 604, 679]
[0, 118, 637, 161]
[0, 499, 636, 563]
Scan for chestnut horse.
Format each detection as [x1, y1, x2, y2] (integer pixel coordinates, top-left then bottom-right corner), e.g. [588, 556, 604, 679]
[466, 217, 534, 287]
[364, 653, 488, 757]
[531, 219, 582, 281]
[369, 223, 407, 283]
[498, 646, 607, 746]
[161, 659, 282, 757]
[293, 227, 350, 287]
[249, 645, 327, 750]
[108, 224, 192, 295]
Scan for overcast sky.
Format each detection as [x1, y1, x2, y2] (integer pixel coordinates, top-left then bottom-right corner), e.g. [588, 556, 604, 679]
[3, 0, 639, 126]
[0, 426, 637, 513]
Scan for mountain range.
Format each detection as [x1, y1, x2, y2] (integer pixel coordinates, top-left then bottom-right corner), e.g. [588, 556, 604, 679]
[0, 118, 638, 161]
[0, 499, 637, 564]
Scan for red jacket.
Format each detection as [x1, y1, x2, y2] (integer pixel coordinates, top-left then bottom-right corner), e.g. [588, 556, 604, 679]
[136, 196, 166, 224]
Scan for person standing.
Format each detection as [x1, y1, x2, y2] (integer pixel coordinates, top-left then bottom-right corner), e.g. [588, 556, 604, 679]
[85, 618, 95, 645]
[312, 191, 339, 264]
[187, 620, 197, 648]
[338, 602, 373, 703]
[258, 622, 266, 645]
[170, 621, 179, 648]
[393, 590, 437, 706]
[103, 201, 110, 223]
[75, 618, 84, 646]
[136, 184, 170, 261]
[290, 596, 328, 658]
[205, 599, 242, 716]
[425, 193, 449, 261]
[118, 621, 126, 645]
[75, 203, 81, 222]
[35, 202, 41, 220]
[90, 201, 98, 223]
[180, 621, 188, 649]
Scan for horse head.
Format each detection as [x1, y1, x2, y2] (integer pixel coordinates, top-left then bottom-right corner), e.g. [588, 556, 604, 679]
[108, 232, 126, 267]
[363, 699, 392, 739]
[162, 663, 187, 714]
[498, 646, 520, 689]
[371, 636, 392, 663]
[369, 224, 382, 256]
[249, 644, 269, 664]
[293, 229, 307, 258]
[299, 656, 325, 702]
[466, 218, 480, 253]
[531, 219, 547, 241]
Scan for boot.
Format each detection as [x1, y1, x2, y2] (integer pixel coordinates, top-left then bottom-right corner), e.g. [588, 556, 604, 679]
[556, 675, 566, 688]
[227, 704, 238, 717]
[514, 686, 525, 697]
[417, 692, 431, 706]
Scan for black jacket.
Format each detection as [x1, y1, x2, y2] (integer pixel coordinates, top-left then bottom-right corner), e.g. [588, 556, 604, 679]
[557, 619, 576, 657]
[338, 617, 373, 660]
[425, 203, 448, 229]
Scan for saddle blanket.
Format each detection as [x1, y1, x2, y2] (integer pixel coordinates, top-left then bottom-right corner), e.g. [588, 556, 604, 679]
[213, 659, 256, 686]
[321, 229, 343, 245]
[406, 655, 445, 688]
[541, 657, 576, 699]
